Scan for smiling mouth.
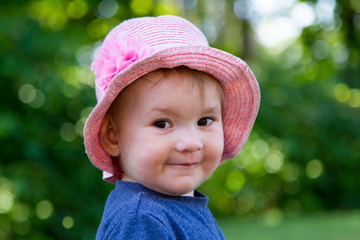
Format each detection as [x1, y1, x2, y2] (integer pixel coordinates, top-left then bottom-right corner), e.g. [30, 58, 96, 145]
[170, 162, 199, 167]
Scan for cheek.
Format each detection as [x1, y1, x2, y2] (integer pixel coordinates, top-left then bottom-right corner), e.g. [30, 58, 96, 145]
[205, 132, 224, 169]
[208, 128, 224, 158]
[121, 136, 172, 169]
[137, 137, 172, 160]
[200, 144, 223, 183]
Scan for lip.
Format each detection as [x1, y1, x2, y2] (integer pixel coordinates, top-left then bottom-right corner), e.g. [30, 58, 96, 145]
[168, 162, 199, 167]
[176, 163, 198, 167]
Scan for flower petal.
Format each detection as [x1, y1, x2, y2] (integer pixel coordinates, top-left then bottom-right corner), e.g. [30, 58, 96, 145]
[91, 31, 154, 91]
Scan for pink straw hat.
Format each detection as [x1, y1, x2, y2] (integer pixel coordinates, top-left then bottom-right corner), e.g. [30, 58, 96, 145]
[84, 15, 260, 182]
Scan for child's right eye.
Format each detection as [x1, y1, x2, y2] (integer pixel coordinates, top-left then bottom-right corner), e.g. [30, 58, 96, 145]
[153, 120, 172, 129]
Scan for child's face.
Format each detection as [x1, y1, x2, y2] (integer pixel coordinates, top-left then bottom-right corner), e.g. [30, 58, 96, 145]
[104, 70, 224, 196]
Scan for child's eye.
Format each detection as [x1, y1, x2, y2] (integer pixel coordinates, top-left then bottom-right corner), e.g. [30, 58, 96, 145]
[197, 117, 213, 126]
[153, 120, 172, 129]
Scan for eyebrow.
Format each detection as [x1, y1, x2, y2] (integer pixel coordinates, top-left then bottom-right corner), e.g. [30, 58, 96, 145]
[202, 106, 222, 114]
[152, 106, 221, 115]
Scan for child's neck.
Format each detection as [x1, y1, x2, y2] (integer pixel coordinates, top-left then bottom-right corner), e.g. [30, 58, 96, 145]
[121, 176, 195, 197]
[182, 191, 194, 197]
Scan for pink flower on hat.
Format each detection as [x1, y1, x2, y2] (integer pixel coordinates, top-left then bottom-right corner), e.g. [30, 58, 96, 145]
[91, 31, 153, 90]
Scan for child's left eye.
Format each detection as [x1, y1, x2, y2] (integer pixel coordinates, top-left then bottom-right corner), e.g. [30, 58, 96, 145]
[197, 117, 213, 126]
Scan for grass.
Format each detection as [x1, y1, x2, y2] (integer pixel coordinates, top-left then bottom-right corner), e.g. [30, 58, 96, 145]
[217, 211, 360, 240]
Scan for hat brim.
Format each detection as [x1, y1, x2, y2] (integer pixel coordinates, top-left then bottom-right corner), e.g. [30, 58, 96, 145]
[84, 45, 260, 179]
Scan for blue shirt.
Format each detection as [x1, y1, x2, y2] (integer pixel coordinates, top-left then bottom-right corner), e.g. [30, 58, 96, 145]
[96, 181, 225, 239]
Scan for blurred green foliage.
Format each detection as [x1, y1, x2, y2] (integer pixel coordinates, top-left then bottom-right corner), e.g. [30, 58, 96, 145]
[0, 0, 359, 239]
[218, 211, 360, 240]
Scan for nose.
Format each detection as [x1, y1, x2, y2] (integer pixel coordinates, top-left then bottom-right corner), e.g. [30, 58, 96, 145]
[174, 128, 203, 153]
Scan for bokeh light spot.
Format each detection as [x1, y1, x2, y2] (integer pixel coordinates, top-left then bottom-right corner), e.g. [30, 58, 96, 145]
[256, 17, 300, 50]
[18, 84, 36, 104]
[251, 139, 269, 158]
[130, 0, 153, 15]
[306, 159, 323, 179]
[264, 151, 284, 173]
[97, 0, 118, 19]
[349, 89, 360, 108]
[60, 123, 77, 142]
[154, 0, 181, 15]
[29, 89, 46, 108]
[282, 163, 300, 181]
[236, 195, 255, 213]
[27, 0, 68, 30]
[334, 83, 350, 103]
[0, 178, 14, 214]
[332, 43, 349, 66]
[75, 117, 86, 137]
[312, 40, 329, 60]
[87, 18, 119, 39]
[251, 0, 296, 15]
[81, 106, 94, 118]
[0, 190, 14, 214]
[35, 200, 53, 220]
[18, 84, 45, 108]
[11, 203, 30, 222]
[291, 2, 316, 28]
[62, 216, 74, 229]
[76, 46, 93, 66]
[315, 0, 336, 30]
[262, 208, 283, 226]
[201, 19, 218, 44]
[215, 196, 234, 214]
[226, 171, 245, 193]
[66, 0, 88, 19]
[234, 0, 253, 20]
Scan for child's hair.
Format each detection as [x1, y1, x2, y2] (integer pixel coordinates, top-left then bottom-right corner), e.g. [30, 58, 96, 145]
[84, 15, 260, 182]
[107, 66, 225, 119]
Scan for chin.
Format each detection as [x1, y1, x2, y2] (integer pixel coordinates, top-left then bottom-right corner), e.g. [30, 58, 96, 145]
[164, 181, 199, 196]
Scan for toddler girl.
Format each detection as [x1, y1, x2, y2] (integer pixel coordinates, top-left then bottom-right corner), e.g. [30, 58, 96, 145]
[84, 15, 260, 239]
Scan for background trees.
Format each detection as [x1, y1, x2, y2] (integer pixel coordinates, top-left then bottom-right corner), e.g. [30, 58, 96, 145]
[0, 0, 359, 239]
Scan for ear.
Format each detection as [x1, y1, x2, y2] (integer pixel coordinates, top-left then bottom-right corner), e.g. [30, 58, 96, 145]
[99, 115, 120, 157]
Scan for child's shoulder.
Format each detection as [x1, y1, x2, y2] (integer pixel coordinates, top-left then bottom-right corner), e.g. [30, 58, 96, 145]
[107, 181, 169, 214]
[97, 182, 173, 239]
[97, 207, 172, 239]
